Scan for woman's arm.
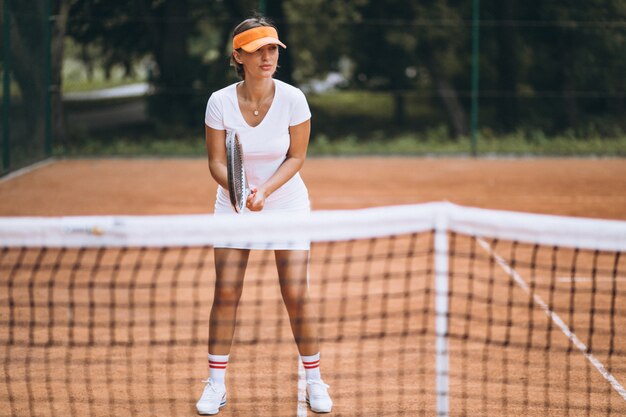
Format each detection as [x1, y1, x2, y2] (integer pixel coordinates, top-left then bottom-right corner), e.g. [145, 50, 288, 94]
[247, 119, 311, 211]
[205, 125, 229, 190]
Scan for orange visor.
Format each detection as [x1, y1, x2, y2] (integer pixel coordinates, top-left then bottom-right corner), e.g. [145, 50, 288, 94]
[233, 26, 287, 53]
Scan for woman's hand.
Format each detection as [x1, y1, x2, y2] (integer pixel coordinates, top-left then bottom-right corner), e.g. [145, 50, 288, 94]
[246, 188, 267, 211]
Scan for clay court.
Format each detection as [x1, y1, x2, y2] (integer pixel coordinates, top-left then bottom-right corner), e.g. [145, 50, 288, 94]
[1, 157, 625, 416]
[2, 157, 626, 218]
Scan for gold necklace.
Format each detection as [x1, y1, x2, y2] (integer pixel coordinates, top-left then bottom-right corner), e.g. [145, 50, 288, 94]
[252, 97, 266, 116]
[241, 82, 270, 117]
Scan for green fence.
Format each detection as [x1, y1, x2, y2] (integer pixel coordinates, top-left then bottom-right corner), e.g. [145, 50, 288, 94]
[2, 1, 626, 173]
[1, 0, 52, 176]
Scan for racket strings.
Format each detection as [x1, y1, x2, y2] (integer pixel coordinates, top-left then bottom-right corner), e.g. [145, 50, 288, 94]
[226, 131, 249, 212]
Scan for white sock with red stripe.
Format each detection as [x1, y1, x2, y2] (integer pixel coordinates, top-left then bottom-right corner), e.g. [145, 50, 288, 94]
[301, 352, 322, 382]
[208, 353, 229, 385]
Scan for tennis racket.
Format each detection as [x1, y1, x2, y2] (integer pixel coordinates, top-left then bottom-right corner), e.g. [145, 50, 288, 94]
[225, 130, 250, 213]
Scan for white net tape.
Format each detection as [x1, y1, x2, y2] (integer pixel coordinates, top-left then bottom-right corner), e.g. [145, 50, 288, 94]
[1, 202, 625, 251]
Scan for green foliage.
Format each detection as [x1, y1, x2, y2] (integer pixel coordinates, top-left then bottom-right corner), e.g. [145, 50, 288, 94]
[61, 88, 626, 158]
[56, 0, 626, 145]
[57, 138, 205, 157]
[57, 129, 626, 158]
[62, 39, 146, 92]
[308, 90, 446, 139]
[311, 131, 626, 157]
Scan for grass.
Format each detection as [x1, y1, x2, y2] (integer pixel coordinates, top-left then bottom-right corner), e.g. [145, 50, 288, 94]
[308, 133, 626, 156]
[62, 41, 147, 93]
[473, 134, 626, 156]
[58, 138, 206, 157]
[63, 78, 144, 93]
[308, 90, 445, 140]
[57, 131, 626, 158]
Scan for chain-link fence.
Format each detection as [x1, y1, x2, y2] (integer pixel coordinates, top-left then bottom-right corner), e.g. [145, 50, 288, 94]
[3, 0, 626, 175]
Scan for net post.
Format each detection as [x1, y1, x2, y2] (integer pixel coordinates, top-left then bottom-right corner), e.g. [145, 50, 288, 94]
[434, 214, 449, 417]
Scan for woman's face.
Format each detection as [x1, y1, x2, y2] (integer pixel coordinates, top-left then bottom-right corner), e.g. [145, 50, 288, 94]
[235, 44, 279, 79]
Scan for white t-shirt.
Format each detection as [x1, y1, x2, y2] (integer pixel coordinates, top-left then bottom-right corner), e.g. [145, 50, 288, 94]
[205, 79, 312, 215]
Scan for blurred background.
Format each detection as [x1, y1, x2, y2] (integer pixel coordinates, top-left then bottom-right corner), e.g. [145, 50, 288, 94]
[1, 0, 626, 175]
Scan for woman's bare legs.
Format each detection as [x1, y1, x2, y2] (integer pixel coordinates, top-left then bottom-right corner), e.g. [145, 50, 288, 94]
[275, 249, 333, 412]
[274, 250, 319, 356]
[197, 248, 249, 414]
[208, 248, 250, 355]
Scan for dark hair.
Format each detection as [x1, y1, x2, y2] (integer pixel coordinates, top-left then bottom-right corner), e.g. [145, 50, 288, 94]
[231, 16, 277, 80]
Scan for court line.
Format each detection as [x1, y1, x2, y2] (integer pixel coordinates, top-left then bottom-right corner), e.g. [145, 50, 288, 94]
[0, 158, 55, 183]
[477, 238, 626, 402]
[296, 359, 307, 417]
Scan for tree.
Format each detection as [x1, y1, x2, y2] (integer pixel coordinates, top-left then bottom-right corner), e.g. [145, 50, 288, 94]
[332, 0, 471, 137]
[51, 0, 71, 145]
[265, 0, 294, 85]
[284, 0, 362, 84]
[350, 0, 417, 126]
[412, 1, 470, 138]
[492, 0, 519, 131]
[66, 0, 276, 127]
[5, 0, 46, 143]
[68, 0, 198, 125]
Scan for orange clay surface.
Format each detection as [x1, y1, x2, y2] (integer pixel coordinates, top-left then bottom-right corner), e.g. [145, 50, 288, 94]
[1, 158, 625, 219]
[1, 157, 625, 417]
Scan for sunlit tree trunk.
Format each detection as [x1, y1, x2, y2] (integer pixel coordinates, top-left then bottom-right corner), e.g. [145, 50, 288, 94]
[140, 0, 194, 124]
[422, 47, 469, 138]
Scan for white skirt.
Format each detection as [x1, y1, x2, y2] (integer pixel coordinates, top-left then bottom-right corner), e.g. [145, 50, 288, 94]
[212, 181, 311, 250]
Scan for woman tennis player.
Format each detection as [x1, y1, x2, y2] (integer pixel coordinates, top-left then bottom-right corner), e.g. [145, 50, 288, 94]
[196, 16, 333, 415]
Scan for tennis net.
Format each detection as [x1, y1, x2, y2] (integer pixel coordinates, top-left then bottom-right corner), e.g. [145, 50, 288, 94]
[1, 202, 625, 416]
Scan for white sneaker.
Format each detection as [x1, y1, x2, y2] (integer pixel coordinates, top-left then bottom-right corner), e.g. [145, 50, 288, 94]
[306, 380, 333, 413]
[196, 379, 227, 415]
